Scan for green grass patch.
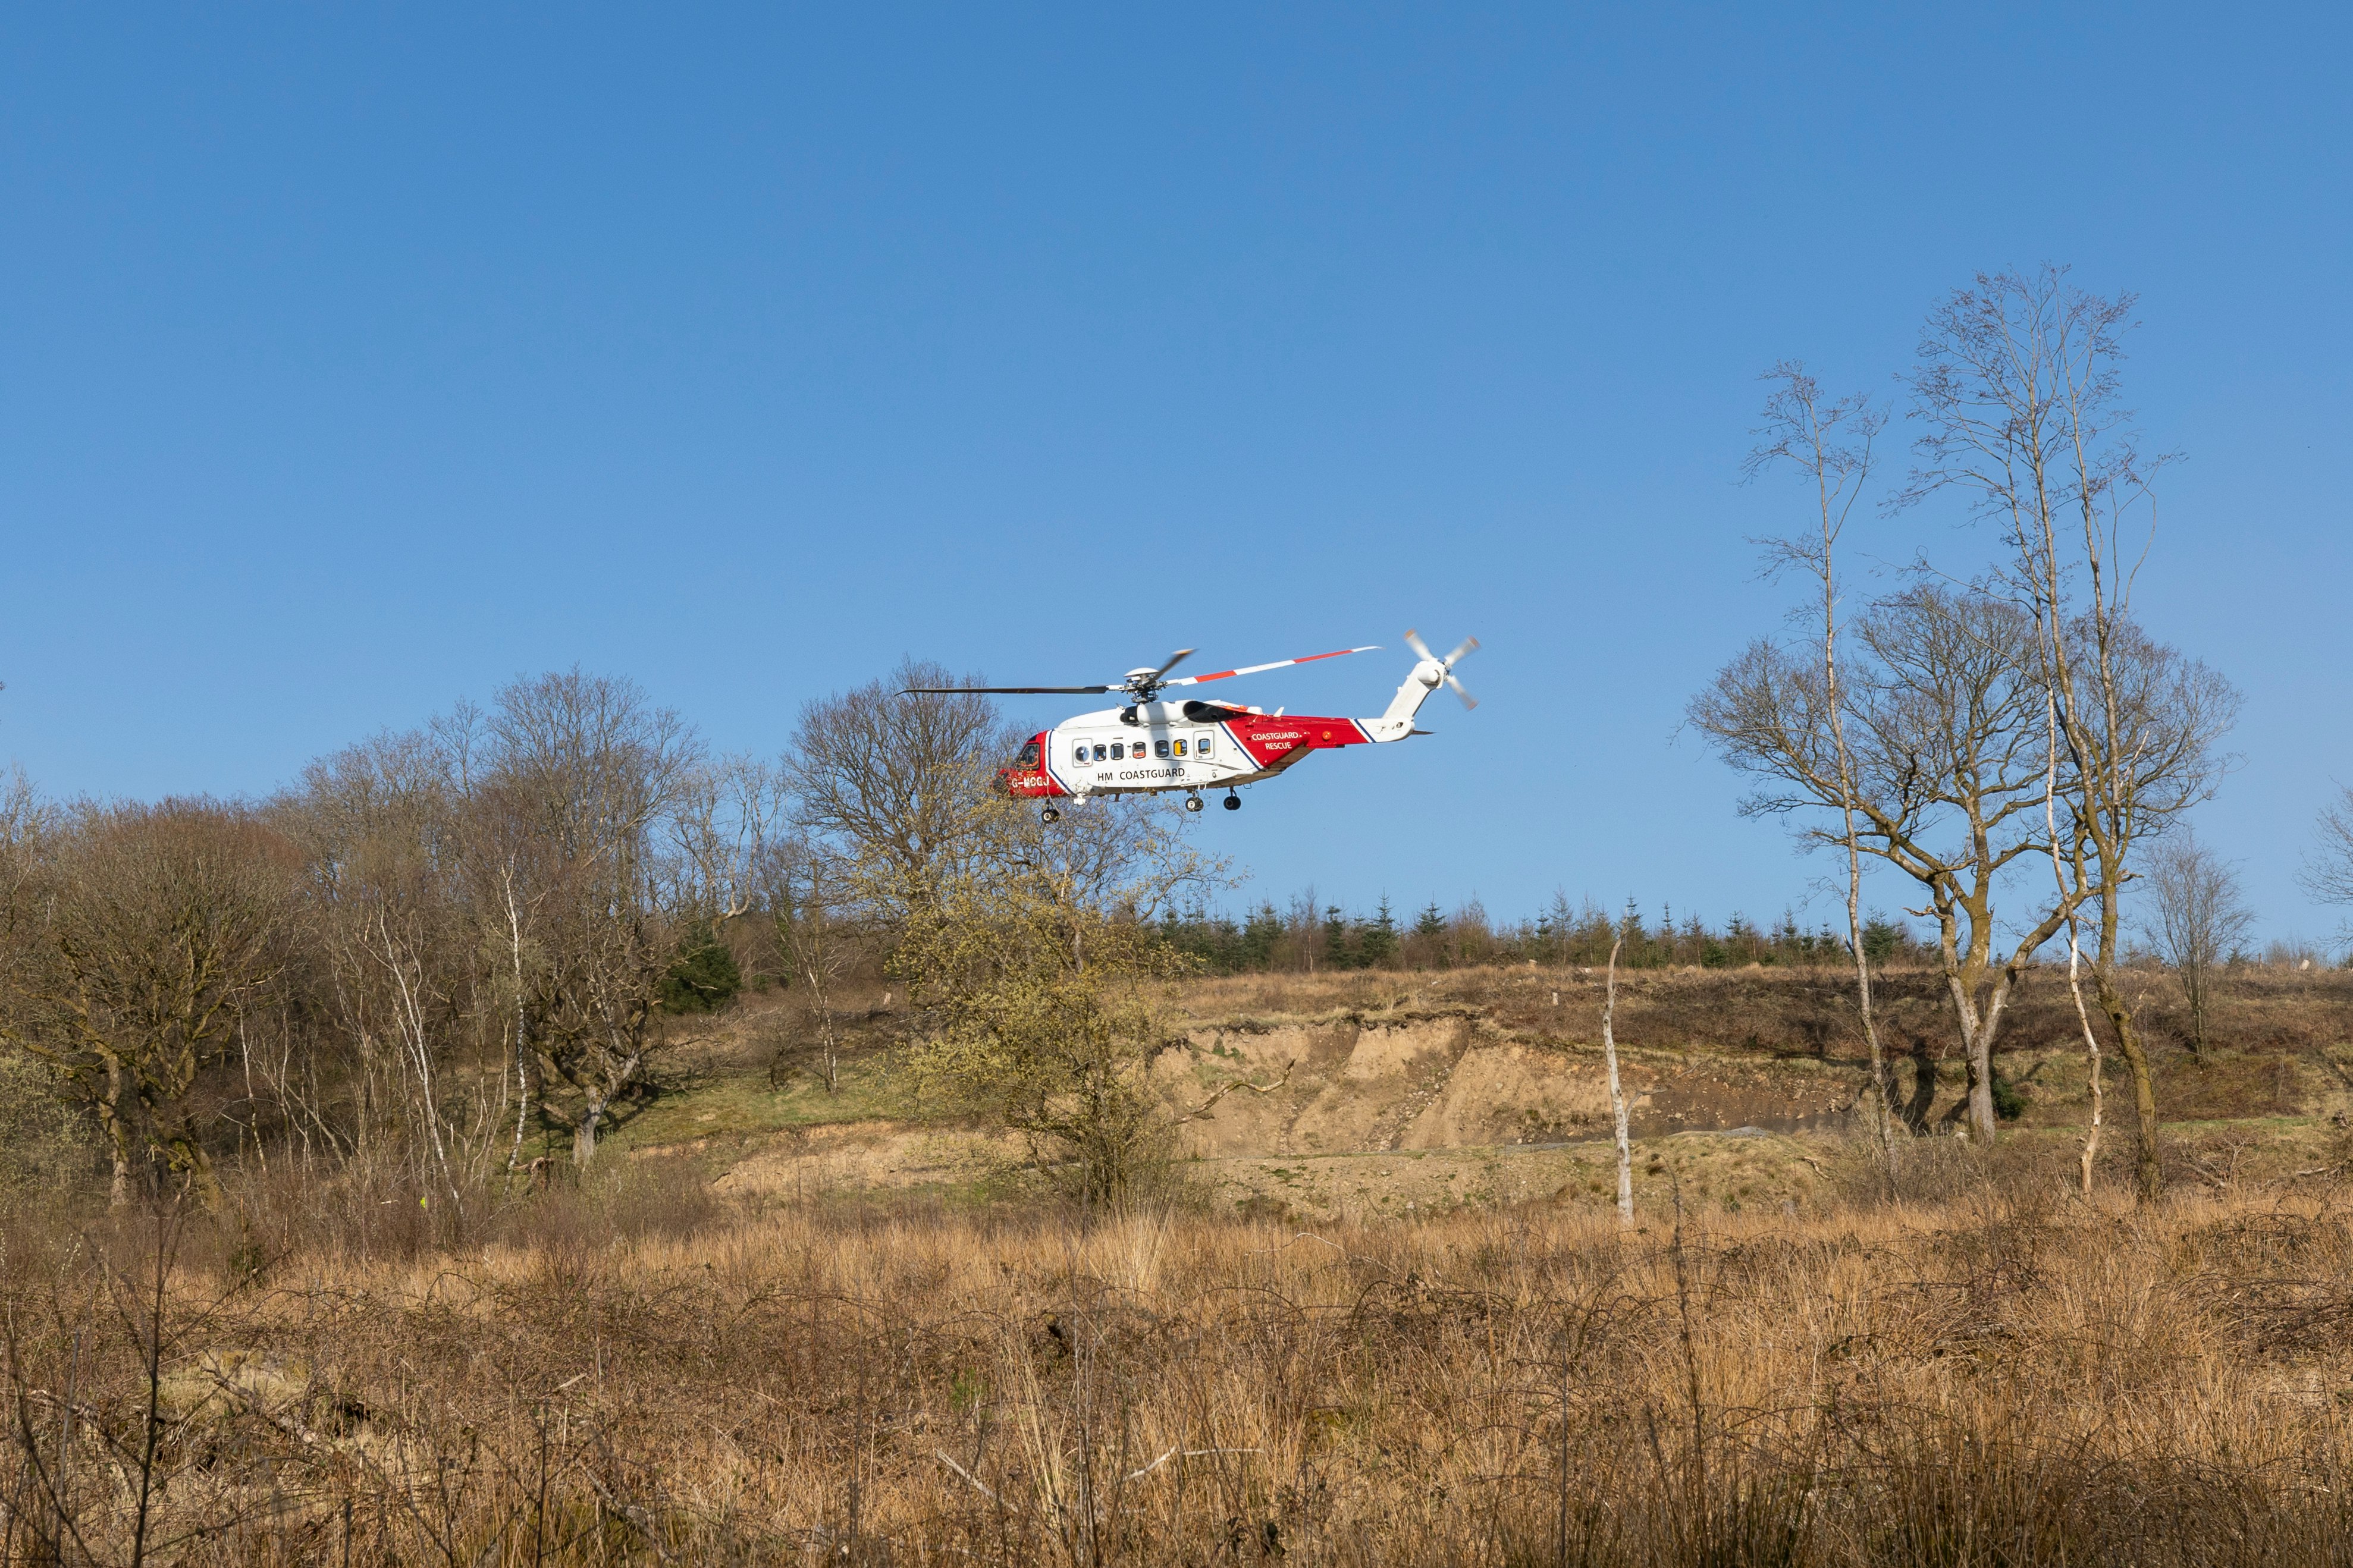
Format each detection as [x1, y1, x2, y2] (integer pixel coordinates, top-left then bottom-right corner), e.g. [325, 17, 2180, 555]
[604, 1054, 915, 1154]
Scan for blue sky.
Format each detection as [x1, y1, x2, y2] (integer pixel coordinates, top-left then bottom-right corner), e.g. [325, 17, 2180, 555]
[4, 5, 2348, 944]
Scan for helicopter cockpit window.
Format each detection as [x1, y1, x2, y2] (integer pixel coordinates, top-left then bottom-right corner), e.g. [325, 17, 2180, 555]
[1014, 740, 1040, 769]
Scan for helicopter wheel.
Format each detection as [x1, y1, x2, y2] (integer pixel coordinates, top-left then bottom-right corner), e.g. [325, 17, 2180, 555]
[1184, 794, 1203, 813]
[1222, 792, 1241, 811]
[1040, 807, 1061, 824]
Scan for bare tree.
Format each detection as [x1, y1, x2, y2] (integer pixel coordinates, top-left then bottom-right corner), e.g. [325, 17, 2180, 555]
[2044, 692, 2107, 1196]
[1692, 583, 2075, 1142]
[482, 670, 704, 1166]
[281, 730, 491, 1202]
[2144, 829, 2253, 1061]
[774, 843, 853, 1094]
[665, 753, 782, 929]
[2, 802, 291, 1207]
[1743, 362, 1897, 1190]
[1902, 265, 2239, 1201]
[785, 660, 1015, 915]
[788, 659, 1227, 939]
[2301, 785, 2353, 917]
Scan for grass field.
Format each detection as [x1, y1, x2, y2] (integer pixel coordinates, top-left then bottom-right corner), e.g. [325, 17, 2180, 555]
[7, 961, 2353, 1564]
[11, 1166, 2353, 1564]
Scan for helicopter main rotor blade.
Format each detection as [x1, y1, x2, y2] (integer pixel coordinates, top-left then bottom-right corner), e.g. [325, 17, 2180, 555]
[1144, 648, 1196, 684]
[900, 685, 1114, 696]
[1163, 646, 1379, 687]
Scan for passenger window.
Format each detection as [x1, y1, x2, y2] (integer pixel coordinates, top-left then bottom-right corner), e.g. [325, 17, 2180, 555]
[1074, 743, 1088, 765]
[1093, 744, 1106, 762]
[1172, 739, 1187, 758]
[1111, 742, 1125, 761]
[1197, 734, 1213, 757]
[1154, 739, 1170, 759]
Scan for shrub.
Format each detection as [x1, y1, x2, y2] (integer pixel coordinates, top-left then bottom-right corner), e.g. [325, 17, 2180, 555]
[660, 923, 742, 1013]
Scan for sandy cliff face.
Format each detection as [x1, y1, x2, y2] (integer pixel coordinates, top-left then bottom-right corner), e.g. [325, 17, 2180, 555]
[708, 1005, 1865, 1212]
[1161, 1016, 1643, 1159]
[1160, 1012, 1858, 1161]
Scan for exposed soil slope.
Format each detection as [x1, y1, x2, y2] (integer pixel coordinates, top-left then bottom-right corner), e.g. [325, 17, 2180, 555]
[640, 963, 2353, 1218]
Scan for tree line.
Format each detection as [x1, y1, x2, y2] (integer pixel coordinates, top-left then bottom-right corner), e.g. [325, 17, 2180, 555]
[0, 661, 1219, 1210]
[1155, 895, 1929, 975]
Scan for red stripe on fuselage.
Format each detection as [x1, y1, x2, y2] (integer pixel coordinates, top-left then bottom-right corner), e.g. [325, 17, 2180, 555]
[1222, 713, 1371, 769]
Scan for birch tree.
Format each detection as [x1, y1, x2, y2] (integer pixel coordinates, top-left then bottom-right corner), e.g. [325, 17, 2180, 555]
[1602, 936, 1632, 1225]
[1902, 266, 2239, 1200]
[775, 844, 853, 1094]
[283, 731, 485, 1199]
[1742, 363, 1897, 1187]
[1692, 583, 2074, 1141]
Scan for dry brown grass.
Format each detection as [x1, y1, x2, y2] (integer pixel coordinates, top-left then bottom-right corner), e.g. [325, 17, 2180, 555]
[10, 1160, 2353, 1565]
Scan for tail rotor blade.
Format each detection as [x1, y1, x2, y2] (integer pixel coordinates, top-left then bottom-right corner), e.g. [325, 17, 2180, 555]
[1402, 628, 1436, 663]
[1444, 635, 1480, 667]
[1446, 674, 1479, 711]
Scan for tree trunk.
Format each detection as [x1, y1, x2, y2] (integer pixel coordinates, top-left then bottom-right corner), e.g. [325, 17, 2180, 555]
[2098, 976, 2162, 1202]
[509, 1037, 532, 1174]
[1602, 938, 1632, 1226]
[102, 1058, 136, 1211]
[1941, 981, 2003, 1143]
[1903, 1041, 1939, 1133]
[576, 1095, 605, 1167]
[504, 878, 535, 1177]
[168, 1120, 227, 1212]
[1964, 1031, 1995, 1142]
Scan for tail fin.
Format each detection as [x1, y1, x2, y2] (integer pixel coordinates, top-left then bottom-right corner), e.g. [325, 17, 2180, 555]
[1361, 658, 1448, 741]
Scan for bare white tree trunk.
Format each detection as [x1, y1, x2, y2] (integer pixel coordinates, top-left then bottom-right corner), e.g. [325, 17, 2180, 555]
[782, 858, 849, 1094]
[1602, 937, 1633, 1226]
[502, 863, 534, 1178]
[1745, 364, 1896, 1189]
[2045, 691, 2103, 1196]
[1820, 514, 1897, 1193]
[374, 913, 460, 1207]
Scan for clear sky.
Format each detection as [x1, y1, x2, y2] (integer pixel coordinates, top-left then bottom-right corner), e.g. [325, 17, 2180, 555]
[4, 5, 2348, 946]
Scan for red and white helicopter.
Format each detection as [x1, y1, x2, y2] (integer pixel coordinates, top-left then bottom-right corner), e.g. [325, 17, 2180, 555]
[906, 631, 1479, 820]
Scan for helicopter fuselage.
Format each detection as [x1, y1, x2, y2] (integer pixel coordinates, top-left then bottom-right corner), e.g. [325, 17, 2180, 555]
[997, 700, 1398, 800]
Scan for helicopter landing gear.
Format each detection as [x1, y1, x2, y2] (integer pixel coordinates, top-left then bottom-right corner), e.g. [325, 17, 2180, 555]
[1040, 807, 1061, 824]
[1222, 792, 1241, 811]
[1184, 793, 1204, 813]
